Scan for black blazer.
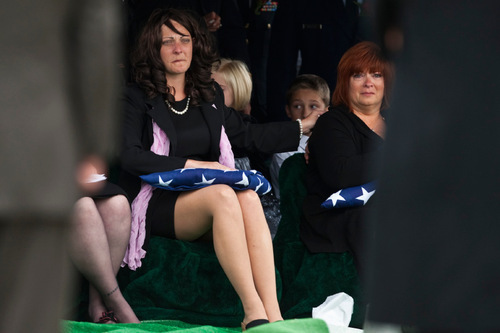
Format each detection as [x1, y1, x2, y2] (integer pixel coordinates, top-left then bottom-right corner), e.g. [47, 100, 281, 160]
[119, 83, 301, 201]
[300, 105, 384, 257]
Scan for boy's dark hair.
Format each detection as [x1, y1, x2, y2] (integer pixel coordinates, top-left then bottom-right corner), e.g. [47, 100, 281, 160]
[285, 74, 330, 107]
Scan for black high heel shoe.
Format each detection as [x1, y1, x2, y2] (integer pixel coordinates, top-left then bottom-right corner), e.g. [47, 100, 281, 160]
[241, 319, 269, 331]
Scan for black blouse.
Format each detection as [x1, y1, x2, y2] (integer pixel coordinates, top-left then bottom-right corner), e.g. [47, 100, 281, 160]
[300, 104, 384, 255]
[167, 98, 210, 161]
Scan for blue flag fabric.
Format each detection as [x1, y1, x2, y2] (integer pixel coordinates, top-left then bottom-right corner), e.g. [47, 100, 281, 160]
[140, 168, 272, 196]
[321, 181, 376, 209]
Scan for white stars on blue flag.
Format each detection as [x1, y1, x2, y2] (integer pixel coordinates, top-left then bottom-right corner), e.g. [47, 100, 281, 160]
[235, 172, 249, 186]
[321, 181, 376, 209]
[158, 176, 173, 187]
[140, 168, 271, 195]
[194, 174, 216, 185]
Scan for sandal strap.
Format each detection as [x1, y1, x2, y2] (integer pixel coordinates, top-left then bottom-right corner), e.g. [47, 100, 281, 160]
[96, 311, 118, 323]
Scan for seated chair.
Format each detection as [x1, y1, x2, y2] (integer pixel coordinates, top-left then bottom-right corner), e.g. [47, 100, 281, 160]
[273, 153, 364, 328]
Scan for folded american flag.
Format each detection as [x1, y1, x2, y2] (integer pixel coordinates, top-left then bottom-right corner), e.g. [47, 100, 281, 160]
[140, 168, 271, 196]
[321, 181, 376, 209]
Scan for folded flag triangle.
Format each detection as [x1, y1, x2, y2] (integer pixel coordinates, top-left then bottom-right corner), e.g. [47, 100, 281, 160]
[321, 181, 376, 209]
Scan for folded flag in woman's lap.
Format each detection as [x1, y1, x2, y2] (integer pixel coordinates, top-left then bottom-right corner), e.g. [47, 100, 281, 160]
[140, 168, 272, 195]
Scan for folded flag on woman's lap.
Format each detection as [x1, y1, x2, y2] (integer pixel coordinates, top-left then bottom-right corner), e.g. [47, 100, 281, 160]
[321, 181, 376, 209]
[140, 168, 272, 195]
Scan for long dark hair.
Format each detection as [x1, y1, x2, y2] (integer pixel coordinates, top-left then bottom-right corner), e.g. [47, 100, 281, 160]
[130, 8, 218, 105]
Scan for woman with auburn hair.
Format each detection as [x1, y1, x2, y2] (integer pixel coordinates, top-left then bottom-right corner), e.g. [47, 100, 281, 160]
[119, 8, 320, 330]
[300, 41, 394, 274]
[332, 41, 394, 111]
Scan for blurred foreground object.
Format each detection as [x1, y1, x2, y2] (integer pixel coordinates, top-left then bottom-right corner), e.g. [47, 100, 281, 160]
[0, 1, 122, 332]
[366, 1, 500, 332]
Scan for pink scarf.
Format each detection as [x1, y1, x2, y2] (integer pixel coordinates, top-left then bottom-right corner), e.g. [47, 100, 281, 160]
[122, 121, 235, 270]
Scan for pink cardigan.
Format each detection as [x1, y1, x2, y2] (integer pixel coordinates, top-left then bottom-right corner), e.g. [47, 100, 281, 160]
[122, 121, 235, 270]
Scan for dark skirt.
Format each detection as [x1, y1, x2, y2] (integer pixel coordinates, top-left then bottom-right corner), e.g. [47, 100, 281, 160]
[146, 189, 180, 240]
[89, 181, 128, 199]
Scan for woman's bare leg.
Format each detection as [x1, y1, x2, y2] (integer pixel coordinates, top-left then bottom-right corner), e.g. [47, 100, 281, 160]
[236, 190, 283, 323]
[92, 194, 139, 323]
[174, 185, 268, 324]
[68, 196, 139, 323]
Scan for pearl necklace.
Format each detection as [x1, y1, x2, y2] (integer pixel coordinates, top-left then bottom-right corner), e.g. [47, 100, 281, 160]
[165, 96, 191, 115]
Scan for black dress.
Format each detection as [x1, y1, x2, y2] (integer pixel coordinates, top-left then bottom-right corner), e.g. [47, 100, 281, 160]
[119, 83, 302, 251]
[85, 181, 128, 200]
[300, 105, 384, 270]
[146, 98, 211, 239]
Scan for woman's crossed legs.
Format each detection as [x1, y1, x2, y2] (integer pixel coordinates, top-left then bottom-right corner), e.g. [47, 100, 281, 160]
[174, 185, 283, 325]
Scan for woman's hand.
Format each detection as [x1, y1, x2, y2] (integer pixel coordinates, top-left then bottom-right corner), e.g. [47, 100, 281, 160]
[75, 155, 107, 193]
[184, 159, 235, 171]
[204, 11, 222, 32]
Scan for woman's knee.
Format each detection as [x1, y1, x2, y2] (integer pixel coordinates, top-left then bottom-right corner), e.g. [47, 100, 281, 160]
[198, 185, 243, 219]
[71, 197, 102, 231]
[208, 184, 239, 205]
[72, 197, 97, 219]
[236, 189, 261, 206]
[98, 195, 131, 229]
[236, 190, 268, 228]
[109, 194, 130, 214]
[102, 194, 130, 214]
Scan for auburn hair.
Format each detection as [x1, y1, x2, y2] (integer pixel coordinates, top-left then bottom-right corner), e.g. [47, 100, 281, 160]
[332, 41, 395, 110]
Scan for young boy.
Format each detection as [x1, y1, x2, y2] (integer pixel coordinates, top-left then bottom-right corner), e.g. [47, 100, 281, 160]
[269, 74, 330, 199]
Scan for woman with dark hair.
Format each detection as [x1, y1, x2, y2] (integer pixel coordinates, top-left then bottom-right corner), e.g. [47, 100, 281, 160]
[300, 41, 394, 274]
[119, 8, 319, 330]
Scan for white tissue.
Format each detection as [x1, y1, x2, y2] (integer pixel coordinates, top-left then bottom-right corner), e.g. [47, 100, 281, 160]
[312, 292, 354, 327]
[85, 173, 107, 183]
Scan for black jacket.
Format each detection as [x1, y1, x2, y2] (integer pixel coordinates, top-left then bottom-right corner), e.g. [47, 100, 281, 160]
[119, 83, 301, 202]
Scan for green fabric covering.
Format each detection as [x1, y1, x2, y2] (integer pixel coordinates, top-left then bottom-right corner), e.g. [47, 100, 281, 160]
[75, 239, 280, 327]
[117, 239, 260, 327]
[244, 318, 328, 333]
[62, 320, 240, 333]
[62, 318, 329, 333]
[273, 154, 364, 328]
